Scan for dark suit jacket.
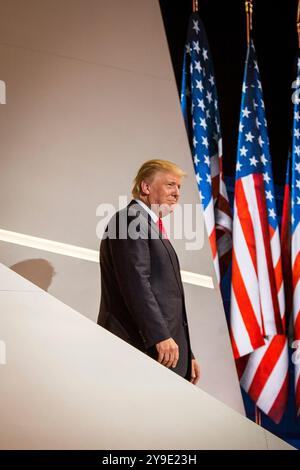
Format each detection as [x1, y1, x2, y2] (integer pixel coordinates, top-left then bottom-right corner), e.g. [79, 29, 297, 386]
[97, 200, 193, 379]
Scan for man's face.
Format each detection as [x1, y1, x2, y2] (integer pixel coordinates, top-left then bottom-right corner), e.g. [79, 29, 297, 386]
[143, 171, 182, 216]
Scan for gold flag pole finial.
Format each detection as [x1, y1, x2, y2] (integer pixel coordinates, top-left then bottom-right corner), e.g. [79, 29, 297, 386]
[193, 0, 199, 13]
[245, 0, 253, 46]
[297, 0, 300, 49]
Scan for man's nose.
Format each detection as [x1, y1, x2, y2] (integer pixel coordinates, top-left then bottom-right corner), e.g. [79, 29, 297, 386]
[173, 186, 180, 196]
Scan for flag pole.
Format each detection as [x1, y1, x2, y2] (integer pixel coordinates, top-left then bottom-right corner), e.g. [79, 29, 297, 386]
[255, 405, 261, 426]
[247, 1, 259, 426]
[297, 0, 300, 49]
[193, 0, 198, 13]
[245, 0, 253, 46]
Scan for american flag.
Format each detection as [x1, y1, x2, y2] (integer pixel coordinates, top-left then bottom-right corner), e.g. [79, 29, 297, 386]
[230, 39, 288, 423]
[282, 53, 300, 417]
[291, 55, 300, 417]
[180, 13, 232, 284]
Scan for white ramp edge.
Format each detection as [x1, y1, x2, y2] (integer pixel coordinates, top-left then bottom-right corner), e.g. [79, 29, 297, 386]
[0, 263, 294, 450]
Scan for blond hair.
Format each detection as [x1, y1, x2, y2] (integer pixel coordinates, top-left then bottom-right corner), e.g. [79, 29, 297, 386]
[132, 159, 186, 198]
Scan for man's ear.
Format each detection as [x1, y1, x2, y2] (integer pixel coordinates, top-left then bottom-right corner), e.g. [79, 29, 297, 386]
[140, 180, 150, 195]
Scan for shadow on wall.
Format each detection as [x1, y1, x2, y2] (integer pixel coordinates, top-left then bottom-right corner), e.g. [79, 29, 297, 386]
[10, 259, 55, 292]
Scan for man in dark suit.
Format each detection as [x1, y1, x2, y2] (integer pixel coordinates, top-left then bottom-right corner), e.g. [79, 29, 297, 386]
[98, 159, 200, 384]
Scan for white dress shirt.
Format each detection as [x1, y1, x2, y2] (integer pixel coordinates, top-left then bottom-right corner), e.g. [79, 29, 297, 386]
[134, 199, 158, 224]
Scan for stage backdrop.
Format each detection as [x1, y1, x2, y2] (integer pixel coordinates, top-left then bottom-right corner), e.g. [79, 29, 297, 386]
[0, 0, 244, 414]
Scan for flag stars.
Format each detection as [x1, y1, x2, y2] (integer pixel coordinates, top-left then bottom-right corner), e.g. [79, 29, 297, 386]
[196, 173, 202, 185]
[296, 179, 300, 189]
[185, 43, 191, 54]
[194, 154, 200, 166]
[204, 155, 210, 166]
[249, 156, 258, 166]
[295, 145, 300, 156]
[193, 41, 200, 54]
[258, 136, 265, 147]
[260, 154, 268, 165]
[192, 19, 200, 34]
[202, 48, 208, 60]
[295, 162, 300, 173]
[195, 79, 204, 92]
[245, 131, 254, 142]
[240, 145, 248, 157]
[242, 82, 247, 93]
[295, 112, 300, 122]
[265, 190, 273, 201]
[202, 137, 209, 148]
[253, 100, 258, 109]
[192, 119, 196, 129]
[239, 123, 244, 133]
[206, 109, 211, 119]
[242, 107, 251, 118]
[209, 75, 215, 86]
[297, 197, 300, 205]
[197, 98, 205, 111]
[194, 61, 202, 73]
[206, 91, 213, 103]
[206, 174, 212, 184]
[193, 136, 198, 147]
[263, 172, 271, 184]
[255, 118, 261, 128]
[268, 208, 276, 219]
[294, 94, 300, 105]
[199, 117, 207, 129]
[294, 128, 300, 139]
[236, 161, 242, 171]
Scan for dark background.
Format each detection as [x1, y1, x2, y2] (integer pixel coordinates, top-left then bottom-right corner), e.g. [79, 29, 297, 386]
[159, 0, 299, 185]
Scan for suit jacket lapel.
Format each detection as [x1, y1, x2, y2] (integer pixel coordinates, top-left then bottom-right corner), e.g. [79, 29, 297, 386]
[147, 211, 184, 295]
[159, 237, 184, 295]
[127, 200, 183, 295]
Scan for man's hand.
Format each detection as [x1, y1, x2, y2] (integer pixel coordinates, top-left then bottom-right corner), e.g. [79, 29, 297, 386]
[156, 338, 179, 369]
[190, 359, 200, 385]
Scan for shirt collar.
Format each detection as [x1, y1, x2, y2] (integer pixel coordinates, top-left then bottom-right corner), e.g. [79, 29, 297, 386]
[134, 199, 158, 223]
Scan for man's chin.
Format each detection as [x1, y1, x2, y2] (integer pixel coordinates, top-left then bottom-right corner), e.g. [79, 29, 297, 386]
[168, 204, 177, 213]
[161, 203, 177, 216]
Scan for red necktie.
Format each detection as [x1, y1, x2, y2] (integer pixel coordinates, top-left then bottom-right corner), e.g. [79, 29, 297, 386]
[157, 218, 169, 240]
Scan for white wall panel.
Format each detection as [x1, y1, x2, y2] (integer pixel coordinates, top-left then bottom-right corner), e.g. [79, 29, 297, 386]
[0, 264, 294, 450]
[0, 0, 244, 414]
